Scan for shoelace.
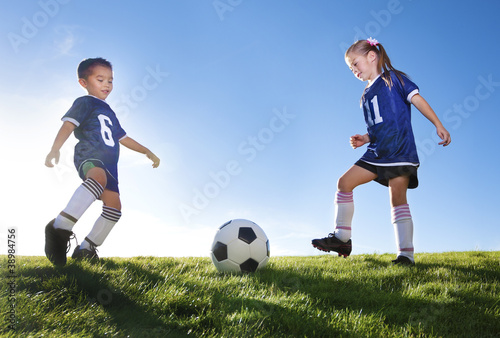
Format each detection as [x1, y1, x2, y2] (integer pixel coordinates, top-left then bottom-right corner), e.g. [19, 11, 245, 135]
[66, 233, 78, 254]
[90, 244, 99, 256]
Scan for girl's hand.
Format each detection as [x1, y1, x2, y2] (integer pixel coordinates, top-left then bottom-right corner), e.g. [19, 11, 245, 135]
[146, 151, 160, 168]
[350, 134, 370, 149]
[436, 125, 451, 146]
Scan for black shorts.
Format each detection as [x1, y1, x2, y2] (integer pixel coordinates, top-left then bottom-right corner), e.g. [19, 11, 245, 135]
[355, 160, 419, 189]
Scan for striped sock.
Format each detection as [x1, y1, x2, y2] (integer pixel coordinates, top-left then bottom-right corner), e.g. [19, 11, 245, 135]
[392, 204, 414, 262]
[54, 178, 104, 231]
[83, 206, 122, 247]
[333, 191, 354, 242]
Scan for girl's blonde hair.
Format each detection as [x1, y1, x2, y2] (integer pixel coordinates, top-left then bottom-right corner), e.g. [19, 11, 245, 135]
[345, 39, 409, 102]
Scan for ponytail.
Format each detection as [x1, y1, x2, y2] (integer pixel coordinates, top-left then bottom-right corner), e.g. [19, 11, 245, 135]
[345, 38, 409, 103]
[376, 43, 408, 88]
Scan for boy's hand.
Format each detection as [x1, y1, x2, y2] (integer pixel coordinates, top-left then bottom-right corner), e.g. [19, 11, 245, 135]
[45, 150, 60, 167]
[146, 151, 160, 168]
[437, 125, 451, 146]
[350, 134, 370, 149]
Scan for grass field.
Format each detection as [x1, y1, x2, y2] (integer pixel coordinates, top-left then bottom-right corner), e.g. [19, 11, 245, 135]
[1, 251, 499, 337]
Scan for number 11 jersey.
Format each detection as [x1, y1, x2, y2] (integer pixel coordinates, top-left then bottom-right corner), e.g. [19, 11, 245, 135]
[360, 71, 420, 166]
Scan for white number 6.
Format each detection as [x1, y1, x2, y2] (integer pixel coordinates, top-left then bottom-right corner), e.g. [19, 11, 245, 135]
[98, 114, 115, 147]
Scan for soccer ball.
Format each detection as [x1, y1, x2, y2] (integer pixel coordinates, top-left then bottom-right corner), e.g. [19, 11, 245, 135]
[211, 219, 270, 273]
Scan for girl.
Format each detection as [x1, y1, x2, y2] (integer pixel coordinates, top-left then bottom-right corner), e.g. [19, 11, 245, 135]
[312, 38, 451, 265]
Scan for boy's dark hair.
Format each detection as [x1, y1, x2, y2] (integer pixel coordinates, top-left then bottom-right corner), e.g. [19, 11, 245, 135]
[77, 57, 113, 79]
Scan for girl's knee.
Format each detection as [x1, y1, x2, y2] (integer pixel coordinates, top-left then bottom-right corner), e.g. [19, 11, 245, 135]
[337, 177, 348, 192]
[337, 176, 354, 192]
[389, 176, 409, 206]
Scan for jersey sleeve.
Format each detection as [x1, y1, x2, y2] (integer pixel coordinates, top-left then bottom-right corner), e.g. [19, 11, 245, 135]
[392, 72, 419, 103]
[114, 120, 127, 141]
[62, 96, 92, 127]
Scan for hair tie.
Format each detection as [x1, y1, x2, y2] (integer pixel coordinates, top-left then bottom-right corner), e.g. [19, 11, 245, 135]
[367, 37, 379, 46]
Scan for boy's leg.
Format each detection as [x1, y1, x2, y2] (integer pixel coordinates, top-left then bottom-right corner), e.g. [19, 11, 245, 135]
[54, 166, 106, 231]
[46, 168, 105, 265]
[389, 176, 414, 264]
[312, 165, 376, 256]
[74, 190, 121, 259]
[53, 177, 104, 231]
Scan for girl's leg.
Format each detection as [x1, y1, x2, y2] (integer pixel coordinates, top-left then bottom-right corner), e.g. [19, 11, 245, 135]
[334, 165, 377, 241]
[388, 175, 409, 207]
[312, 165, 377, 255]
[337, 165, 378, 192]
[389, 176, 414, 263]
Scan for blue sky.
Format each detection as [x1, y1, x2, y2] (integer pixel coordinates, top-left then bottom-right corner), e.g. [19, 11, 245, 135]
[1, 0, 499, 258]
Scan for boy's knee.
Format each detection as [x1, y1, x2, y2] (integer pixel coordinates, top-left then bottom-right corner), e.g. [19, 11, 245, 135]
[86, 167, 107, 188]
[101, 190, 121, 211]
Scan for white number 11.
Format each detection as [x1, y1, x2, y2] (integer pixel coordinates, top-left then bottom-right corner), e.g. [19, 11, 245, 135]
[364, 95, 383, 127]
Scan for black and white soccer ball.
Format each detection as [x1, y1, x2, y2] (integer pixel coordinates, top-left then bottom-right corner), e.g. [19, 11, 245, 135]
[210, 219, 270, 273]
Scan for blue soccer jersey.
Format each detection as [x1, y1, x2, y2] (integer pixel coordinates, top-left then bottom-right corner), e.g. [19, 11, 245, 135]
[62, 96, 127, 192]
[360, 71, 420, 166]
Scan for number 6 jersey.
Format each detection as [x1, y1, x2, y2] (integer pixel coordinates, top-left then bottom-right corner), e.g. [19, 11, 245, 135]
[62, 95, 127, 189]
[360, 71, 420, 166]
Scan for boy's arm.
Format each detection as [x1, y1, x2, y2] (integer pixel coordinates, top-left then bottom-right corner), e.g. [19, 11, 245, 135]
[45, 121, 76, 167]
[411, 94, 451, 146]
[120, 136, 160, 168]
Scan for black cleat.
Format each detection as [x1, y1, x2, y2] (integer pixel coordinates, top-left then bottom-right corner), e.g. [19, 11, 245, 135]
[45, 219, 73, 266]
[312, 233, 352, 258]
[72, 244, 99, 261]
[391, 255, 415, 266]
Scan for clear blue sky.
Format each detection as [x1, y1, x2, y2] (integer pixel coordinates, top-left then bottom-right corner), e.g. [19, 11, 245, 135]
[1, 0, 499, 258]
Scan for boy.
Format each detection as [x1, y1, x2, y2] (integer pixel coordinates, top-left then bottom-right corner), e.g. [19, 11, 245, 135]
[45, 57, 160, 266]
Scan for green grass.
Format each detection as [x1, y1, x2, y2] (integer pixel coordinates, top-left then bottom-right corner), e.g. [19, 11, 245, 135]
[1, 252, 499, 337]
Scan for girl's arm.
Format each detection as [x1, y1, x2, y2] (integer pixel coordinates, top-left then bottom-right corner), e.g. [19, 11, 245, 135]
[411, 94, 451, 146]
[45, 121, 76, 167]
[350, 133, 370, 149]
[120, 136, 160, 168]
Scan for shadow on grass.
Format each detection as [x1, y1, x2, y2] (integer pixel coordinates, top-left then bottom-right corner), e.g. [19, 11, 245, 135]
[14, 258, 190, 337]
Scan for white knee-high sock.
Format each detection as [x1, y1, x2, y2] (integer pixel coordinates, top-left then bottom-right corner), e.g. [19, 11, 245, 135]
[54, 178, 104, 231]
[392, 204, 414, 262]
[82, 206, 121, 248]
[333, 191, 354, 242]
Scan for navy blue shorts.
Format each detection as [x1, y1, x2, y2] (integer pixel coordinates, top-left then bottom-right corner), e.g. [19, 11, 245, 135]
[355, 160, 419, 189]
[77, 159, 120, 193]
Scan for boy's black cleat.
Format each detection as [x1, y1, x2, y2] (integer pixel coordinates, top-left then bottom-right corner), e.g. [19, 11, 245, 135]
[312, 233, 352, 258]
[72, 244, 99, 261]
[45, 219, 73, 266]
[391, 255, 415, 266]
